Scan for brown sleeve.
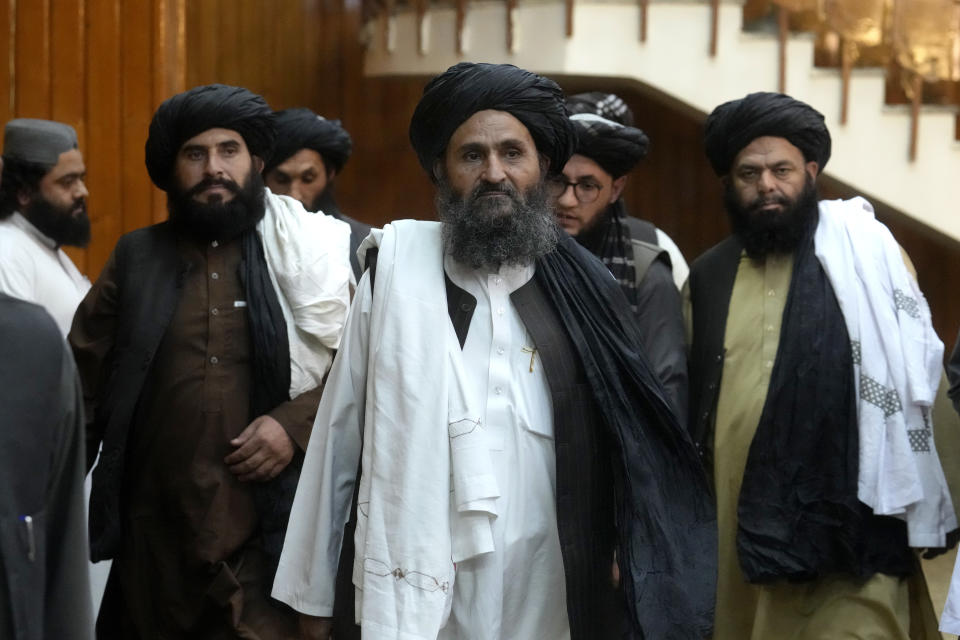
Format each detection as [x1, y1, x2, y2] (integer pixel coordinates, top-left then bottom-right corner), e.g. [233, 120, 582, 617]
[68, 249, 121, 471]
[268, 382, 326, 452]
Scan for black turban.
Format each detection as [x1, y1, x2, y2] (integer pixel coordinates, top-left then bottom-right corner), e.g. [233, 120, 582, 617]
[703, 91, 831, 176]
[408, 62, 575, 180]
[569, 113, 649, 178]
[566, 91, 634, 127]
[145, 84, 275, 191]
[264, 108, 353, 175]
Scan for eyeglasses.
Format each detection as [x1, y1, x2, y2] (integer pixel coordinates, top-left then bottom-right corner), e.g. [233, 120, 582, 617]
[545, 176, 603, 204]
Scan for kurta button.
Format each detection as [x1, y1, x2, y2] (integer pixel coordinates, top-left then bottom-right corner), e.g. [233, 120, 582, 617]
[210, 356, 219, 364]
[211, 240, 219, 248]
[497, 346, 505, 355]
[495, 386, 503, 395]
[211, 307, 219, 316]
[460, 302, 471, 312]
[715, 355, 722, 362]
[211, 272, 219, 280]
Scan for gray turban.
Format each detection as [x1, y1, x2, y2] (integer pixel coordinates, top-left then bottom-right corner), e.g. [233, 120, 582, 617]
[408, 62, 575, 180]
[3, 119, 78, 168]
[265, 108, 353, 174]
[145, 84, 275, 191]
[703, 92, 831, 176]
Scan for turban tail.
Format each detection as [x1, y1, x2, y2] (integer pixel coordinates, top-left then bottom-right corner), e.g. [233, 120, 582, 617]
[408, 62, 575, 180]
[569, 114, 649, 178]
[703, 91, 831, 176]
[145, 84, 275, 191]
[266, 108, 353, 174]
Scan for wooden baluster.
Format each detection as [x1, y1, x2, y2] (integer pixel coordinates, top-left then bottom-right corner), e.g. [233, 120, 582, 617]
[566, 0, 574, 37]
[639, 0, 648, 42]
[778, 4, 789, 92]
[382, 0, 394, 52]
[709, 0, 719, 56]
[456, 0, 467, 54]
[909, 72, 922, 162]
[840, 37, 852, 124]
[506, 0, 517, 52]
[415, 0, 426, 54]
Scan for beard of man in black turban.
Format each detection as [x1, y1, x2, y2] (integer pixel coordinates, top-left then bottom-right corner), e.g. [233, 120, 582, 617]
[435, 165, 559, 270]
[723, 172, 819, 260]
[166, 164, 266, 243]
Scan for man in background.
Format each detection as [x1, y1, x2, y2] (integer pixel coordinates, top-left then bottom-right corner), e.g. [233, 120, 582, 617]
[564, 92, 688, 288]
[0, 118, 91, 335]
[0, 293, 93, 640]
[264, 108, 370, 278]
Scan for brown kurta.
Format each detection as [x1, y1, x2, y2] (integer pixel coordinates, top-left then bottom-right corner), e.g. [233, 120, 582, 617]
[84, 235, 322, 639]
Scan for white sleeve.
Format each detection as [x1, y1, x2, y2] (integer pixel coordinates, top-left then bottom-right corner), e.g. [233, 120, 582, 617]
[0, 239, 39, 302]
[271, 270, 372, 616]
[654, 228, 689, 291]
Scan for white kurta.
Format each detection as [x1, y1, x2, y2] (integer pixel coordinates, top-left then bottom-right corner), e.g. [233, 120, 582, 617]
[273, 241, 570, 639]
[438, 256, 570, 640]
[0, 212, 90, 336]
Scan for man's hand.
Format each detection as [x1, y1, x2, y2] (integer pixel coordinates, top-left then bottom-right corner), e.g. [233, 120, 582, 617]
[299, 614, 333, 640]
[224, 415, 294, 482]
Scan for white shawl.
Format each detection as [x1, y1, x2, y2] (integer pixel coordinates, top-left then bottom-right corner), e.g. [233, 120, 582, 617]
[814, 197, 955, 546]
[257, 190, 352, 397]
[352, 220, 499, 639]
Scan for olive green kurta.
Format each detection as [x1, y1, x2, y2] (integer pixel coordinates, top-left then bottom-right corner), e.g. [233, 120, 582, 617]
[703, 250, 941, 640]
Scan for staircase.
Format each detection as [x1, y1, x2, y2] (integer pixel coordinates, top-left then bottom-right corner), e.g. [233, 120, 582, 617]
[362, 0, 960, 243]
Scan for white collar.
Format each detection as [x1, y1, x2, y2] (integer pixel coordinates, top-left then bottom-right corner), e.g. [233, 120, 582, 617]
[9, 211, 59, 251]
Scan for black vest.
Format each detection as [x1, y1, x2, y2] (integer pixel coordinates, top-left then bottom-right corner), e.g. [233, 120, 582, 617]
[687, 236, 744, 472]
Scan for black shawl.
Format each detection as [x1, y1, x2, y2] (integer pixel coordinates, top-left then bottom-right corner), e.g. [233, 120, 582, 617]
[535, 235, 716, 638]
[239, 230, 303, 575]
[736, 224, 913, 582]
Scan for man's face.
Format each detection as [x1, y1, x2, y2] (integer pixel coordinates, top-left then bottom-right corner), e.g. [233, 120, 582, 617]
[173, 128, 260, 204]
[442, 109, 542, 210]
[20, 148, 91, 248]
[729, 136, 817, 213]
[264, 148, 331, 211]
[724, 136, 820, 259]
[553, 153, 625, 236]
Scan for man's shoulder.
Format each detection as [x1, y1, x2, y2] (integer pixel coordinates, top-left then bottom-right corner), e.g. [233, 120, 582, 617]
[0, 293, 61, 346]
[689, 236, 741, 276]
[113, 221, 175, 252]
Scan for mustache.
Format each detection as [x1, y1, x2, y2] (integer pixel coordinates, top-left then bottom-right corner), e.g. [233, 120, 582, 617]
[745, 194, 790, 212]
[185, 177, 241, 199]
[471, 181, 519, 199]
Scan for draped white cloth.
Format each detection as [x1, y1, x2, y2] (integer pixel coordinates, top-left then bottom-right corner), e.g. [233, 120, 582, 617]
[0, 212, 90, 336]
[258, 190, 352, 397]
[814, 197, 955, 546]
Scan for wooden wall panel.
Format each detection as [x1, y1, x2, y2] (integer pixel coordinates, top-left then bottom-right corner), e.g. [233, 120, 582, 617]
[0, 0, 13, 124]
[51, 0, 87, 272]
[14, 0, 50, 117]
[120, 0, 156, 236]
[83, 0, 123, 277]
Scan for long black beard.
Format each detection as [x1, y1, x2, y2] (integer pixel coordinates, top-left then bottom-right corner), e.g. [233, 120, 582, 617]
[167, 169, 266, 242]
[23, 195, 91, 248]
[724, 175, 819, 260]
[436, 178, 560, 270]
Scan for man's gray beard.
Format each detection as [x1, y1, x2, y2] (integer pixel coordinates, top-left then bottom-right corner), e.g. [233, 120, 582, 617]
[436, 179, 560, 270]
